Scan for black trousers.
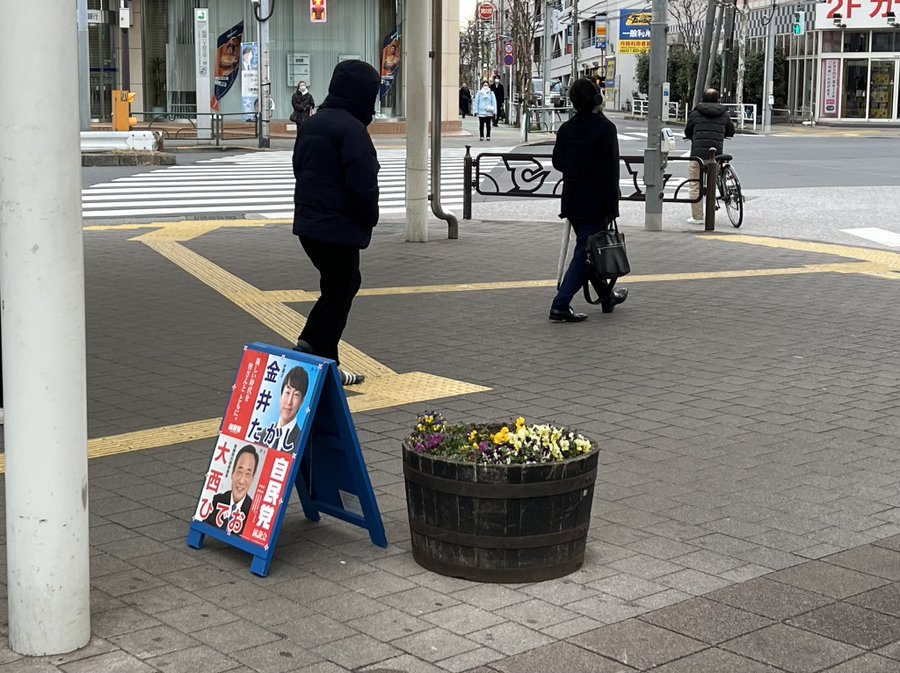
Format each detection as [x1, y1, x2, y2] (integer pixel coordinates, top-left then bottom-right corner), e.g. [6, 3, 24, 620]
[298, 237, 361, 365]
[478, 116, 492, 139]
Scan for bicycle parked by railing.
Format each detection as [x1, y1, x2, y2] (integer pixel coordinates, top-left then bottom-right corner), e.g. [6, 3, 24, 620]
[715, 154, 743, 228]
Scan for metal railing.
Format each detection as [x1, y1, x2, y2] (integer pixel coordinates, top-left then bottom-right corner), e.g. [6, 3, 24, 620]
[722, 103, 757, 131]
[131, 110, 259, 144]
[630, 98, 682, 121]
[519, 106, 573, 141]
[462, 147, 706, 220]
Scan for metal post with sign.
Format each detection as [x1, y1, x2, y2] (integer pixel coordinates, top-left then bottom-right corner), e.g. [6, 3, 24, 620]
[195, 9, 212, 140]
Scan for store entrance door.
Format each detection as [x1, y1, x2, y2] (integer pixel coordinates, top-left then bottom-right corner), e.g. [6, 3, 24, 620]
[869, 60, 895, 120]
[842, 60, 868, 118]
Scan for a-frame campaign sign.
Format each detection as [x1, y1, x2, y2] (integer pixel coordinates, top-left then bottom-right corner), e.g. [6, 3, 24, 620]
[187, 342, 387, 577]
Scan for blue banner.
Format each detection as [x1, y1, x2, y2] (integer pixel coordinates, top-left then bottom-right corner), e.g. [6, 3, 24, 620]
[212, 21, 244, 111]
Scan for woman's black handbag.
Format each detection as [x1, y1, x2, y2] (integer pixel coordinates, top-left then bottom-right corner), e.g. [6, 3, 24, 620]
[583, 219, 630, 304]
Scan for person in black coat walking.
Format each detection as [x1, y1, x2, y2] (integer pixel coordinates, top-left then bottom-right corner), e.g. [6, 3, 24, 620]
[549, 78, 627, 322]
[684, 88, 735, 223]
[291, 60, 381, 385]
[290, 81, 315, 127]
[459, 83, 471, 118]
[490, 77, 505, 126]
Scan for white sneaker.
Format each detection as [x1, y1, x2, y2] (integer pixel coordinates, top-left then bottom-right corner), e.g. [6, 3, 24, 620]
[686, 217, 705, 225]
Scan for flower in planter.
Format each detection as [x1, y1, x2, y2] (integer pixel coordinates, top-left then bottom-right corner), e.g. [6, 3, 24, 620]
[407, 412, 593, 465]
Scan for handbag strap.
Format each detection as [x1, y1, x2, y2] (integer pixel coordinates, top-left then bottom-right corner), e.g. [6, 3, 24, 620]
[583, 275, 617, 305]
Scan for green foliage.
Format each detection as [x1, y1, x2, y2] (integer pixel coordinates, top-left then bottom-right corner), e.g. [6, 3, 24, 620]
[743, 47, 787, 107]
[669, 49, 698, 105]
[636, 52, 650, 95]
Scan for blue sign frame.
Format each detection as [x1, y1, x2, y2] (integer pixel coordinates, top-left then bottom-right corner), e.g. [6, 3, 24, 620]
[187, 343, 387, 576]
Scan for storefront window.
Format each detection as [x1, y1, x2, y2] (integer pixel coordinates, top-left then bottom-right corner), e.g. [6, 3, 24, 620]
[872, 32, 895, 52]
[843, 31, 868, 52]
[869, 61, 894, 119]
[821, 30, 842, 53]
[842, 59, 868, 118]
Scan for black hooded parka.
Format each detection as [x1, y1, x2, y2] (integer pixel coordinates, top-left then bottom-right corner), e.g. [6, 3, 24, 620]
[292, 60, 381, 249]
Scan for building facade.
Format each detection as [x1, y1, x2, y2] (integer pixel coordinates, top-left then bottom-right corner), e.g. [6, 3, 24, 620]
[89, 0, 460, 125]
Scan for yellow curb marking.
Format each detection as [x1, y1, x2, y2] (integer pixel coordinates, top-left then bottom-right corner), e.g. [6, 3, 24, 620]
[59, 223, 897, 467]
[0, 373, 487, 475]
[264, 262, 889, 301]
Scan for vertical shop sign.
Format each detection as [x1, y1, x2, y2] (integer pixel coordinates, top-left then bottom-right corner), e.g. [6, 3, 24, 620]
[821, 58, 839, 117]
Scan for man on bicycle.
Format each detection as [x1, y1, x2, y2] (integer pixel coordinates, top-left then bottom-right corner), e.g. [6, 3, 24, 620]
[684, 88, 734, 224]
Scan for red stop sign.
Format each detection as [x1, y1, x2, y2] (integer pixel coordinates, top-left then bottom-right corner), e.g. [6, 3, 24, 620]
[478, 2, 494, 21]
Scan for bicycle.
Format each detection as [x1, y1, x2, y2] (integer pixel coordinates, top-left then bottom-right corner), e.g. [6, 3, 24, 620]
[715, 154, 743, 228]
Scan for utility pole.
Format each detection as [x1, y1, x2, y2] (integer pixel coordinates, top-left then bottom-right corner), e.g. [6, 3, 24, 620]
[257, 0, 271, 148]
[571, 0, 579, 82]
[704, 3, 724, 90]
[735, 0, 748, 111]
[120, 0, 131, 91]
[1, 0, 91, 656]
[405, 0, 428, 241]
[721, 0, 737, 101]
[77, 0, 91, 130]
[761, 0, 776, 132]
[693, 0, 717, 107]
[543, 0, 551, 102]
[644, 0, 667, 231]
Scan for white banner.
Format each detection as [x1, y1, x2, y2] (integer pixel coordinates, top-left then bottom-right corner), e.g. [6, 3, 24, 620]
[241, 42, 259, 122]
[816, 0, 896, 30]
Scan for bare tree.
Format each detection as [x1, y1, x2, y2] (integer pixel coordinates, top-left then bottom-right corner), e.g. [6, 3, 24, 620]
[669, 0, 706, 53]
[509, 0, 538, 123]
[458, 19, 481, 87]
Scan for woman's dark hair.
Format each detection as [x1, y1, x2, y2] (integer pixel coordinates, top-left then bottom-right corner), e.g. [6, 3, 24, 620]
[569, 78, 602, 112]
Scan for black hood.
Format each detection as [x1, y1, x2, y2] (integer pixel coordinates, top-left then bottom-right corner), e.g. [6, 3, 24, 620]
[319, 60, 381, 126]
[695, 102, 728, 117]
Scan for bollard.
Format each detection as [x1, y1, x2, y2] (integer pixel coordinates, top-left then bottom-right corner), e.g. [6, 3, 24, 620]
[463, 145, 472, 221]
[704, 147, 717, 232]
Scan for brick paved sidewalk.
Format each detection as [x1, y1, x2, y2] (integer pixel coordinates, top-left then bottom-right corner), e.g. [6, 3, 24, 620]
[1, 218, 899, 672]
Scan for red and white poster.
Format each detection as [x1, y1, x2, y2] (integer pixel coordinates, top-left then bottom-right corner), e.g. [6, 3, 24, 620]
[194, 348, 319, 549]
[821, 58, 840, 118]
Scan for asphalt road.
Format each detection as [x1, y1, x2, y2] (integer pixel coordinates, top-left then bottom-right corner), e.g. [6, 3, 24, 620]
[81, 116, 900, 251]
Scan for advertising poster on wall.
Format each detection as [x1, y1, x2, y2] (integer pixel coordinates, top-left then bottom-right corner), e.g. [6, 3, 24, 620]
[193, 350, 319, 550]
[211, 21, 243, 111]
[619, 10, 651, 54]
[821, 58, 840, 117]
[241, 41, 259, 122]
[379, 27, 401, 100]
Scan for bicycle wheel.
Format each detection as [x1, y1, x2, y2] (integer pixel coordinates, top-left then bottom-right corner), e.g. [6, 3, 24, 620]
[721, 164, 744, 228]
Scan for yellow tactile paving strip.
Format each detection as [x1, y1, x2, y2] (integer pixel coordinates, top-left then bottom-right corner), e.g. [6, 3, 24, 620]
[44, 221, 895, 473]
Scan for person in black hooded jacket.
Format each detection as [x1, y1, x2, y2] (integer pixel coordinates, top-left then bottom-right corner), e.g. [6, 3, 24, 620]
[684, 88, 735, 223]
[291, 60, 381, 385]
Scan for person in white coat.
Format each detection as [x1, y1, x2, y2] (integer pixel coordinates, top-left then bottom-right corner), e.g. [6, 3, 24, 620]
[472, 81, 497, 141]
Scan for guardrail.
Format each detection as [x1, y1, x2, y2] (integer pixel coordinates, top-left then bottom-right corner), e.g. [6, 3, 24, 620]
[630, 99, 682, 121]
[132, 110, 259, 144]
[80, 131, 162, 152]
[722, 103, 757, 131]
[462, 147, 704, 220]
[519, 106, 574, 142]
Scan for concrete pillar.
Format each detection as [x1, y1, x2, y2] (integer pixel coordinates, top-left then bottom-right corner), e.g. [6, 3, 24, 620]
[405, 0, 429, 241]
[0, 0, 91, 656]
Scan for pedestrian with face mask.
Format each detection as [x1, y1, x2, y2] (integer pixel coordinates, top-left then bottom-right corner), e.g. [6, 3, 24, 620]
[490, 76, 506, 126]
[290, 81, 315, 128]
[473, 81, 497, 141]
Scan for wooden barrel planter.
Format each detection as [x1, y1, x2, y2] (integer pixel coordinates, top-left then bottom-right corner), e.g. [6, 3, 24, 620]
[402, 441, 599, 583]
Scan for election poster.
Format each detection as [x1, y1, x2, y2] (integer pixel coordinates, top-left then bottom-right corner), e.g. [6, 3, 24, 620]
[211, 21, 243, 111]
[618, 10, 651, 54]
[241, 41, 259, 121]
[193, 348, 319, 549]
